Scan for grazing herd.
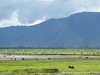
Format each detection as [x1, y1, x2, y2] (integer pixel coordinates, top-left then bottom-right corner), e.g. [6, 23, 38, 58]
[3, 55, 91, 70]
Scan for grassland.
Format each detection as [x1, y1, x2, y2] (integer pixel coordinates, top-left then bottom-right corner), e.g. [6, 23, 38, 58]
[0, 49, 100, 75]
[0, 58, 100, 75]
[0, 49, 100, 55]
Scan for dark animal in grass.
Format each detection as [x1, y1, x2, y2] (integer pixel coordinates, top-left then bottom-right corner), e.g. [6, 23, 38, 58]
[14, 58, 16, 60]
[68, 66, 74, 69]
[9, 54, 11, 55]
[86, 57, 88, 59]
[79, 57, 82, 59]
[48, 58, 51, 60]
[22, 58, 24, 60]
[11, 58, 13, 60]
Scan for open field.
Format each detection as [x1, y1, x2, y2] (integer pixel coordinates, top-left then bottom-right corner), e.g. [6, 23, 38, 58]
[0, 49, 100, 75]
[0, 49, 100, 55]
[0, 58, 100, 75]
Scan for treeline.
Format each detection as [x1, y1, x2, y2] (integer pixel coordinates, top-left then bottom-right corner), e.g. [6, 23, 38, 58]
[0, 46, 100, 49]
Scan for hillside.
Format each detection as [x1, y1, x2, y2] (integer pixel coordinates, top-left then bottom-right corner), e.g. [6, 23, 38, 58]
[0, 12, 100, 48]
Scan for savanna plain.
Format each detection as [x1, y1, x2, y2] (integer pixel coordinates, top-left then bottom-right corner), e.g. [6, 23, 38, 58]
[0, 49, 100, 75]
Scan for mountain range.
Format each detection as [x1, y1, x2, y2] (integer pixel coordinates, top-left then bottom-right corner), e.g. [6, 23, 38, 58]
[0, 12, 100, 48]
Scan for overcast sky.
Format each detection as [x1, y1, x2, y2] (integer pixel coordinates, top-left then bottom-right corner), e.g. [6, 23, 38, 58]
[0, 0, 100, 27]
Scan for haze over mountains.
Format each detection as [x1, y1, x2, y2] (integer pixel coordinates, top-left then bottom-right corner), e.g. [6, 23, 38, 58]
[0, 12, 100, 48]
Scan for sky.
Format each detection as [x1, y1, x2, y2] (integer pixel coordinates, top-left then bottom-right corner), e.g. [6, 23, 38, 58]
[0, 0, 100, 27]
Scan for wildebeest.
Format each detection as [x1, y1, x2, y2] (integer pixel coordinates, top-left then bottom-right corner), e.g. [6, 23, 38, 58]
[68, 66, 74, 69]
[48, 58, 51, 60]
[86, 57, 88, 59]
[22, 58, 24, 60]
[14, 58, 16, 60]
[11, 58, 13, 60]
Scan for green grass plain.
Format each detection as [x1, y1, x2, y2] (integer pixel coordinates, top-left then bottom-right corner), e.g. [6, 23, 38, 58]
[0, 49, 100, 55]
[0, 49, 100, 75]
[0, 58, 100, 75]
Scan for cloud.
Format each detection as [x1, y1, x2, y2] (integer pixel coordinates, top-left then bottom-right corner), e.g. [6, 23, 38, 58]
[69, 0, 100, 13]
[28, 17, 46, 26]
[42, 0, 54, 2]
[0, 11, 46, 27]
[74, 7, 100, 13]
[0, 0, 100, 27]
[0, 11, 20, 27]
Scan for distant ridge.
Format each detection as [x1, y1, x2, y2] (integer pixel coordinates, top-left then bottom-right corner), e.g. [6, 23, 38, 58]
[0, 12, 100, 48]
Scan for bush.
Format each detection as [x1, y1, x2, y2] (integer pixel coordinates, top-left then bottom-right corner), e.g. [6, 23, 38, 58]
[41, 69, 59, 73]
